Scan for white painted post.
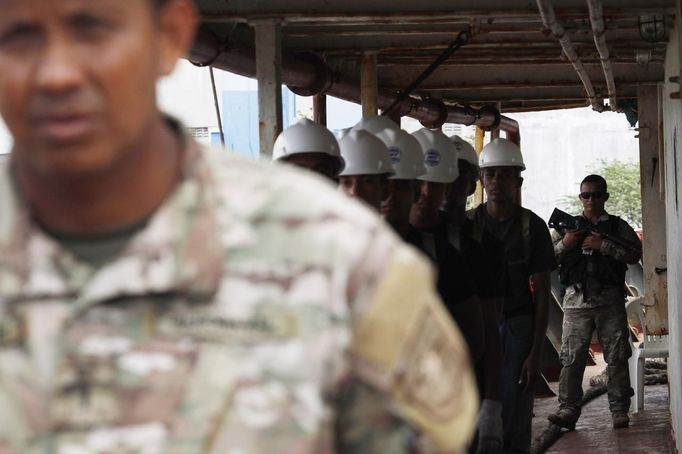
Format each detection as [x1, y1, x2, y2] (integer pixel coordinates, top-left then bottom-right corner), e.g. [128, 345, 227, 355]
[254, 20, 283, 158]
[638, 84, 668, 335]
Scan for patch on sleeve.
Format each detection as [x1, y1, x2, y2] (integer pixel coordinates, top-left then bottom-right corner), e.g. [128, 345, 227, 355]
[350, 246, 478, 452]
[398, 304, 467, 422]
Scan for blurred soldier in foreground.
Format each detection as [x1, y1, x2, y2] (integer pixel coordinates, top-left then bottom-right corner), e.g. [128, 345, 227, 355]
[548, 175, 641, 430]
[0, 0, 478, 452]
[272, 118, 345, 181]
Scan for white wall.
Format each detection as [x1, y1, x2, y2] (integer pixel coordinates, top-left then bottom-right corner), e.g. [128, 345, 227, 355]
[0, 118, 11, 154]
[662, 24, 682, 450]
[157, 59, 258, 129]
[507, 108, 640, 222]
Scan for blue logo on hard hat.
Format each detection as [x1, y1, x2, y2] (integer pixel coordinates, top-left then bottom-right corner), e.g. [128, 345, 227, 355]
[388, 146, 401, 164]
[424, 149, 441, 167]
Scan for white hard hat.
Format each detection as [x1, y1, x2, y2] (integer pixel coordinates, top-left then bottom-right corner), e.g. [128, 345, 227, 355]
[479, 138, 525, 170]
[273, 118, 345, 172]
[374, 128, 426, 180]
[351, 115, 401, 135]
[450, 135, 479, 168]
[412, 128, 459, 183]
[338, 129, 395, 176]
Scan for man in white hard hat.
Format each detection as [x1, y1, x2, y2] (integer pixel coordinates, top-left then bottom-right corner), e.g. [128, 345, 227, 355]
[377, 128, 426, 238]
[408, 128, 487, 377]
[467, 138, 557, 454]
[442, 136, 506, 454]
[338, 129, 394, 211]
[351, 114, 403, 136]
[351, 119, 425, 238]
[272, 118, 345, 181]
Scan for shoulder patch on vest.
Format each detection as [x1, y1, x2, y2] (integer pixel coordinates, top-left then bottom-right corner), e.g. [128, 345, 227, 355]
[350, 248, 478, 452]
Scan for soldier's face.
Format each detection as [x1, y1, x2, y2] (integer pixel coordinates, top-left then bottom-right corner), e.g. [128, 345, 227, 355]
[0, 0, 196, 177]
[580, 181, 608, 214]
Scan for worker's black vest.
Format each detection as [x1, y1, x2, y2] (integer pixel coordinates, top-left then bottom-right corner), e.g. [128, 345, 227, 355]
[558, 215, 627, 289]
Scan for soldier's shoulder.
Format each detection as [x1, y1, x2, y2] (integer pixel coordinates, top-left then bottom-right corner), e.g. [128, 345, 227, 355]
[0, 155, 18, 242]
[200, 148, 400, 268]
[205, 149, 379, 226]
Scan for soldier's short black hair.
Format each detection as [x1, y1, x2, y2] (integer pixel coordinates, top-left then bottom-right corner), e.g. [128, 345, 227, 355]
[581, 174, 608, 192]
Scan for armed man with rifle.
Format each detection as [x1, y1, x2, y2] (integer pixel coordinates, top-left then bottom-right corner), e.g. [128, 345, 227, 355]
[548, 174, 642, 431]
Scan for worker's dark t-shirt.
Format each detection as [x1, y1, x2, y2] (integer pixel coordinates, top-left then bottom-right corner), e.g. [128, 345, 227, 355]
[444, 215, 506, 300]
[468, 204, 556, 318]
[407, 224, 477, 310]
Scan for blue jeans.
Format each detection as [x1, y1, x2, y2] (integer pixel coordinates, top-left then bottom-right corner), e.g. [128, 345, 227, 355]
[500, 314, 534, 454]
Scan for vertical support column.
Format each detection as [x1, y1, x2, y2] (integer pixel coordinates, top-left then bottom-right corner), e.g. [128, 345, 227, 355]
[491, 103, 502, 140]
[361, 53, 378, 118]
[473, 127, 485, 207]
[386, 108, 402, 127]
[313, 94, 327, 126]
[254, 20, 282, 158]
[638, 84, 668, 334]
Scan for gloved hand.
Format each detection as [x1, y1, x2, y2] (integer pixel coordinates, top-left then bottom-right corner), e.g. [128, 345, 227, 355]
[476, 399, 503, 454]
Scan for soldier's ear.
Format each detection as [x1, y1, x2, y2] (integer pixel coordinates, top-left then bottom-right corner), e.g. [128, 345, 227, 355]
[156, 0, 199, 77]
[517, 176, 524, 188]
[604, 192, 610, 202]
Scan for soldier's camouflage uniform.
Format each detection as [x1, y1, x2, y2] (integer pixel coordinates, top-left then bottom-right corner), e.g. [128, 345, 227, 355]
[0, 137, 478, 454]
[552, 213, 641, 415]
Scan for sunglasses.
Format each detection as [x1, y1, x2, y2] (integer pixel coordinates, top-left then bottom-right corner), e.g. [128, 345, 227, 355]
[580, 191, 607, 200]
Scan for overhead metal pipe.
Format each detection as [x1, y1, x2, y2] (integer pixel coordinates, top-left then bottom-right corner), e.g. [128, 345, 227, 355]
[587, 0, 618, 111]
[535, 0, 606, 112]
[189, 25, 520, 135]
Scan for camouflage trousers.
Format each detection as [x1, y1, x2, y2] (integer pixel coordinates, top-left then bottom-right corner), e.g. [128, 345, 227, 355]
[558, 304, 633, 413]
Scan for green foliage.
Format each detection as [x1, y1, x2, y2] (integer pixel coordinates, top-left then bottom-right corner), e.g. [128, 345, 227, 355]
[558, 160, 642, 228]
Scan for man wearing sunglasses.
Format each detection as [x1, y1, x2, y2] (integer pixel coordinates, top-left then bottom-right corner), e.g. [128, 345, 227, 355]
[549, 174, 642, 431]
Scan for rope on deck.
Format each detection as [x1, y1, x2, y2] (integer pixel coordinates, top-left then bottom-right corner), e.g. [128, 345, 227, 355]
[530, 360, 668, 453]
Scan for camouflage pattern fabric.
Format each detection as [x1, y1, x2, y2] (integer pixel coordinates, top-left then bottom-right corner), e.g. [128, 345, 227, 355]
[0, 138, 478, 453]
[551, 213, 641, 309]
[558, 305, 633, 413]
[551, 212, 637, 416]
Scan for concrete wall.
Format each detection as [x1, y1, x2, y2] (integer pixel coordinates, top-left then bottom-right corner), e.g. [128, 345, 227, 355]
[0, 119, 11, 154]
[662, 23, 682, 449]
[507, 108, 640, 223]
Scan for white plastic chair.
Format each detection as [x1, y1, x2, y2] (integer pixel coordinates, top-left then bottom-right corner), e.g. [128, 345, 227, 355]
[628, 297, 669, 413]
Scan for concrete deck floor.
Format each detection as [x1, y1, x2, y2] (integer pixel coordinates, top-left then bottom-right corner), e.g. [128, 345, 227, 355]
[533, 384, 672, 453]
[532, 357, 673, 453]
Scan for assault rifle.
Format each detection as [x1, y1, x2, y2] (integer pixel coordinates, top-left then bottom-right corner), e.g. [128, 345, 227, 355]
[548, 208, 641, 253]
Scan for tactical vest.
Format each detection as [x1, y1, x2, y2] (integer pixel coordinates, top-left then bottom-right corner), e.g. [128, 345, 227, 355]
[558, 215, 627, 289]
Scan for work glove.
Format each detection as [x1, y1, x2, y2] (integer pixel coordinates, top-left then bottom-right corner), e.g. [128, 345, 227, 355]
[476, 399, 503, 454]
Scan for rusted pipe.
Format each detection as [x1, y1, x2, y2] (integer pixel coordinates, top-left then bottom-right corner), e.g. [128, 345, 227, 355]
[189, 25, 520, 135]
[535, 0, 606, 112]
[190, 27, 331, 95]
[587, 0, 618, 111]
